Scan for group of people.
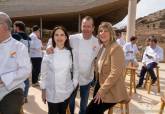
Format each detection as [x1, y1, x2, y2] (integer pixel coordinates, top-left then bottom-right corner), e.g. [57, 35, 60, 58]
[116, 32, 163, 89]
[0, 11, 164, 114]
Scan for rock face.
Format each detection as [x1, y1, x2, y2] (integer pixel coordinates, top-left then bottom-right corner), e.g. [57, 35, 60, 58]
[135, 9, 165, 62]
[0, 0, 129, 31]
[136, 9, 165, 43]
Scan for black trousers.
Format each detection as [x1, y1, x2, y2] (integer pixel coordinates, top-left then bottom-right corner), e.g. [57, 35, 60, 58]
[48, 98, 69, 114]
[31, 57, 42, 84]
[86, 81, 116, 114]
[0, 88, 23, 114]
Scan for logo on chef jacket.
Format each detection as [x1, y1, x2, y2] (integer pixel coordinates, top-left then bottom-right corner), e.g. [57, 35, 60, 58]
[10, 51, 16, 58]
[93, 45, 97, 51]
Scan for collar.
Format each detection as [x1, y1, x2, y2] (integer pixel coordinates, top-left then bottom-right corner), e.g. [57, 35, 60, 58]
[0, 36, 12, 44]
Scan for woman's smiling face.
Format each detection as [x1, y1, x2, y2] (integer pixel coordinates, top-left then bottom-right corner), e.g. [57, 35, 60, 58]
[54, 29, 66, 48]
[98, 27, 110, 44]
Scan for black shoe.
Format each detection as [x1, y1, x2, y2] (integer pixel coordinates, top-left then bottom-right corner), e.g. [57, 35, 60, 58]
[152, 78, 157, 85]
[136, 84, 142, 88]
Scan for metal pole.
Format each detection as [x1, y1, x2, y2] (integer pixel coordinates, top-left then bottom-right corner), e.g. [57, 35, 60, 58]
[78, 14, 81, 32]
[40, 17, 43, 39]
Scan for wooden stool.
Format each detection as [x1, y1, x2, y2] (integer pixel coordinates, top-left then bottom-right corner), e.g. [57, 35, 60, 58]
[125, 67, 137, 95]
[20, 106, 24, 114]
[66, 105, 70, 114]
[108, 102, 129, 114]
[159, 96, 165, 114]
[144, 66, 160, 94]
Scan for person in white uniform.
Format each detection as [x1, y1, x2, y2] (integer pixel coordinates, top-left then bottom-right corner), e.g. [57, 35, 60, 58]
[46, 16, 100, 114]
[29, 25, 43, 86]
[136, 37, 163, 88]
[123, 36, 140, 67]
[40, 26, 79, 114]
[0, 12, 31, 114]
[116, 32, 125, 47]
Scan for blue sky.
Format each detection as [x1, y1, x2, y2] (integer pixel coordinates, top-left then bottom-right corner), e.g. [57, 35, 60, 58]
[114, 0, 165, 28]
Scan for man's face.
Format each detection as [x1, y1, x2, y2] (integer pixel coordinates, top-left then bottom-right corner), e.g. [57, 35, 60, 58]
[13, 25, 18, 32]
[36, 30, 40, 38]
[149, 40, 156, 47]
[0, 21, 6, 41]
[81, 19, 94, 39]
[0, 21, 9, 42]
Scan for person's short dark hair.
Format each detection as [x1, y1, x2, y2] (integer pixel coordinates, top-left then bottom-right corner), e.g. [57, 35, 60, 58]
[130, 36, 137, 41]
[32, 25, 40, 32]
[116, 32, 121, 37]
[14, 21, 26, 32]
[149, 36, 157, 43]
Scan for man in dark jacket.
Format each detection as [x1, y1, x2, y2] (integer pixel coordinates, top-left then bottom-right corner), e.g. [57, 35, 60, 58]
[12, 21, 31, 103]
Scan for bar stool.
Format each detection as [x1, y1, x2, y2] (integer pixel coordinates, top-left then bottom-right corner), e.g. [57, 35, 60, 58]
[20, 106, 24, 114]
[108, 102, 129, 114]
[144, 66, 160, 94]
[125, 67, 137, 95]
[66, 105, 70, 114]
[159, 96, 165, 114]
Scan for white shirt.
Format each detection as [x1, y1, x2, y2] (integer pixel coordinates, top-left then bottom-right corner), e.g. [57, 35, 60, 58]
[0, 37, 31, 101]
[123, 42, 138, 61]
[116, 37, 125, 47]
[70, 33, 100, 85]
[29, 32, 43, 58]
[40, 47, 79, 103]
[142, 45, 163, 65]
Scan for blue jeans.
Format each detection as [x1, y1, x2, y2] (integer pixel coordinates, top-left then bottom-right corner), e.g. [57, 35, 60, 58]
[70, 82, 91, 114]
[24, 78, 30, 97]
[138, 62, 157, 85]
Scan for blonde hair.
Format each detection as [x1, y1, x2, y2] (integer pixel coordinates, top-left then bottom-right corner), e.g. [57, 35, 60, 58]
[98, 22, 116, 44]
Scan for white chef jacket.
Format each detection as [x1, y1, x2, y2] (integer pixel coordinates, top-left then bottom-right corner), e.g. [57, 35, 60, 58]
[142, 45, 164, 65]
[0, 37, 31, 101]
[29, 32, 43, 58]
[40, 47, 79, 103]
[70, 33, 100, 86]
[123, 42, 138, 61]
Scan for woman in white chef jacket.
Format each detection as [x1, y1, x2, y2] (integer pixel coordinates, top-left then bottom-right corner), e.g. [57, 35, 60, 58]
[40, 26, 79, 114]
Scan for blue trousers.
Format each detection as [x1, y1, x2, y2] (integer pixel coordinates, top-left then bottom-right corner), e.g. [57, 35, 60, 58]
[138, 62, 157, 85]
[69, 82, 91, 114]
[24, 78, 30, 97]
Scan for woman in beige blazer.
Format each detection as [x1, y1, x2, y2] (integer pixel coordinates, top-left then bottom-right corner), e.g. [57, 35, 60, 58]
[86, 22, 129, 114]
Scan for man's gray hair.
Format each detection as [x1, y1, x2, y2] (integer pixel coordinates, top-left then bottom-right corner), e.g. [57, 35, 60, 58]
[0, 12, 12, 31]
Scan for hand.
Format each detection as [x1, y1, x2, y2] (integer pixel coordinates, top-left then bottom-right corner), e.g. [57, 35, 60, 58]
[146, 54, 153, 59]
[94, 92, 102, 104]
[0, 80, 3, 84]
[46, 47, 54, 54]
[42, 89, 47, 104]
[0, 77, 3, 84]
[143, 63, 147, 67]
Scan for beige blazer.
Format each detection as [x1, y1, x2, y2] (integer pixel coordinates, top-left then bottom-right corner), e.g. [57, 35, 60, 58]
[96, 42, 129, 103]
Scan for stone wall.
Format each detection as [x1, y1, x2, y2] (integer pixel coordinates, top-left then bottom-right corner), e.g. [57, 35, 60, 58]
[135, 9, 165, 62]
